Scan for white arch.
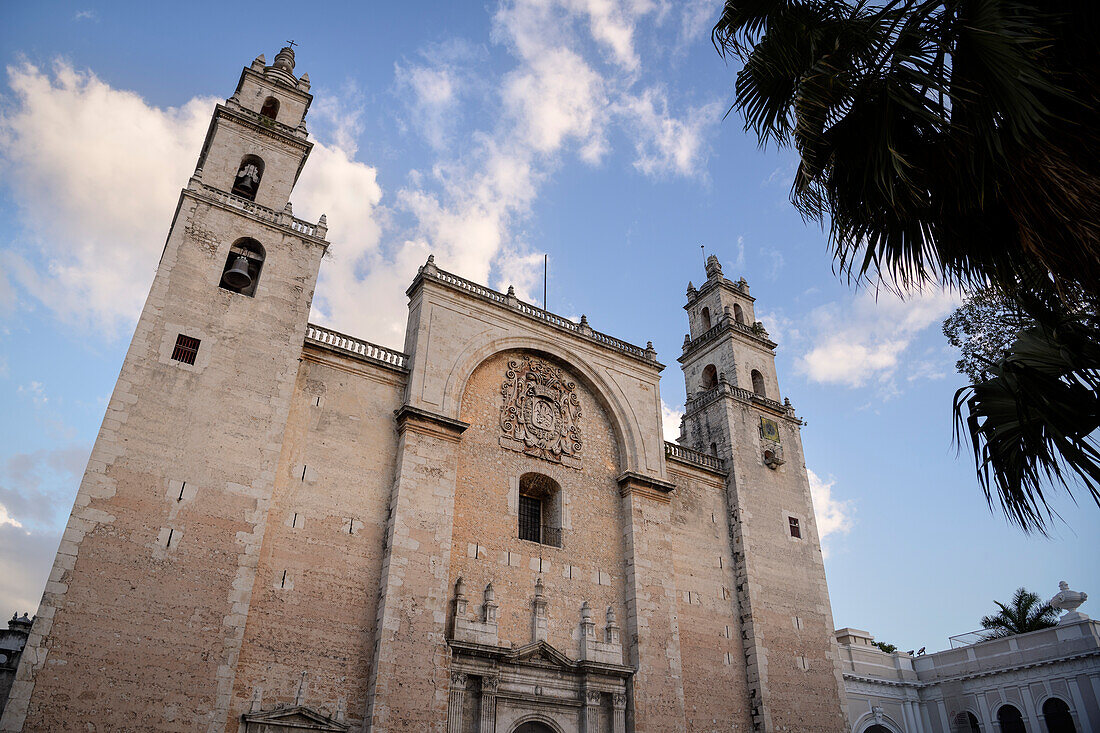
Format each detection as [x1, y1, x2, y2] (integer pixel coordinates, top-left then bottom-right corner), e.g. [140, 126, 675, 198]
[852, 710, 905, 733]
[509, 713, 566, 733]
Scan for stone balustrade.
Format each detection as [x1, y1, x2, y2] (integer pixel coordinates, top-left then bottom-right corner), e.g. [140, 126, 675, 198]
[687, 381, 797, 420]
[421, 260, 657, 365]
[196, 184, 326, 239]
[682, 315, 776, 355]
[305, 324, 408, 370]
[664, 441, 725, 472]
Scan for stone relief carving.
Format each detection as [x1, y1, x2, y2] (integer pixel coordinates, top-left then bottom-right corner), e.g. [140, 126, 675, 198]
[500, 355, 583, 468]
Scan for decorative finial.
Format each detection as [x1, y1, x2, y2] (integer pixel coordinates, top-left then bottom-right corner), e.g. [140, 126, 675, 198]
[1050, 580, 1089, 624]
[580, 314, 588, 325]
[705, 255, 723, 280]
[274, 46, 296, 73]
[507, 285, 516, 296]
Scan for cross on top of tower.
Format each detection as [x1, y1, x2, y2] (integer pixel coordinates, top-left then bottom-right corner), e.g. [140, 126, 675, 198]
[286, 39, 298, 49]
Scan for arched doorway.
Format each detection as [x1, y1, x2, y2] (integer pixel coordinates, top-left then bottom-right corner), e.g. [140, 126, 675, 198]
[513, 722, 556, 733]
[953, 712, 981, 732]
[1043, 697, 1076, 733]
[997, 704, 1025, 733]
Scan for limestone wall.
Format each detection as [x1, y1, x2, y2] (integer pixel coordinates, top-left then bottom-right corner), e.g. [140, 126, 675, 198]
[449, 350, 627, 656]
[1, 191, 326, 732]
[228, 347, 406, 729]
[667, 461, 755, 731]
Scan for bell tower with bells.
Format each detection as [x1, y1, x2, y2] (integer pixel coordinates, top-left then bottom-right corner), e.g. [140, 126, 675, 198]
[678, 255, 849, 733]
[0, 47, 330, 732]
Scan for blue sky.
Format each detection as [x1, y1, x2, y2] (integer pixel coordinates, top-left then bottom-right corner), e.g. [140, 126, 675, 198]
[0, 1, 1096, 653]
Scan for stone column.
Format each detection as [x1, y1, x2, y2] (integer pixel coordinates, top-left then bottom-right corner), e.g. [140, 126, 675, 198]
[612, 692, 627, 733]
[582, 688, 602, 733]
[479, 675, 498, 733]
[618, 472, 686, 731]
[366, 406, 469, 732]
[447, 672, 467, 733]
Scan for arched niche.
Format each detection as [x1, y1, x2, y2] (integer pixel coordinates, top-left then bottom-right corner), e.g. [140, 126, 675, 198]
[701, 364, 718, 390]
[441, 335, 646, 476]
[260, 96, 280, 121]
[751, 369, 766, 397]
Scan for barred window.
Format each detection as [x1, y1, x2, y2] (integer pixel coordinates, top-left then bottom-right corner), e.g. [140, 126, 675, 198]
[171, 334, 200, 365]
[519, 494, 542, 543]
[788, 516, 801, 539]
[518, 473, 562, 548]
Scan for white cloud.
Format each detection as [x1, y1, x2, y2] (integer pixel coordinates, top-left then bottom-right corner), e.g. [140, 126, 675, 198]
[72, 10, 96, 21]
[0, 61, 214, 335]
[678, 0, 723, 45]
[621, 88, 720, 178]
[0, 522, 58, 620]
[797, 289, 961, 389]
[0, 62, 387, 342]
[2, 3, 728, 349]
[395, 63, 458, 150]
[0, 503, 21, 530]
[567, 0, 642, 71]
[807, 469, 853, 557]
[661, 400, 683, 442]
[17, 381, 48, 406]
[0, 445, 89, 530]
[0, 444, 90, 618]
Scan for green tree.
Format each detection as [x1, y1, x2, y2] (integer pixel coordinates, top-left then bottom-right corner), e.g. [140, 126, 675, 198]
[871, 640, 898, 653]
[979, 587, 1059, 638]
[713, 0, 1100, 532]
[942, 287, 1031, 383]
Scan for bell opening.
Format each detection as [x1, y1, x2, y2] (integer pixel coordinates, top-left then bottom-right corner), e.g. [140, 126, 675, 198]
[219, 240, 264, 297]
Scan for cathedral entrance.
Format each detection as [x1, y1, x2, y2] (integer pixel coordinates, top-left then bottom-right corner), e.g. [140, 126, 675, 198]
[513, 722, 557, 733]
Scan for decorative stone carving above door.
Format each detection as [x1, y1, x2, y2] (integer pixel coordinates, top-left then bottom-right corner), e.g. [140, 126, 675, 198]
[500, 355, 583, 468]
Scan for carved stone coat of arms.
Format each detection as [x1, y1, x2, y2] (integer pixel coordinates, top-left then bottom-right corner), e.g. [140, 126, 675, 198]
[500, 355, 583, 468]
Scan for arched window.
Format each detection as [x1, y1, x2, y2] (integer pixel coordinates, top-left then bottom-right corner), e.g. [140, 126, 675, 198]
[734, 303, 745, 324]
[952, 712, 981, 732]
[700, 306, 711, 330]
[701, 364, 718, 390]
[518, 473, 562, 548]
[997, 705, 1025, 733]
[865, 726, 891, 733]
[260, 96, 280, 121]
[751, 369, 766, 397]
[1043, 697, 1076, 733]
[220, 238, 265, 297]
[232, 154, 265, 201]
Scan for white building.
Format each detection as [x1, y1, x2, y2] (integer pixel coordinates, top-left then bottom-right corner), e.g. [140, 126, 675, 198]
[837, 583, 1099, 733]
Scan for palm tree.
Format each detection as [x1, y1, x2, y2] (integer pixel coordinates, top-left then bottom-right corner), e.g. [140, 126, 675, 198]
[979, 587, 1059, 638]
[712, 0, 1100, 533]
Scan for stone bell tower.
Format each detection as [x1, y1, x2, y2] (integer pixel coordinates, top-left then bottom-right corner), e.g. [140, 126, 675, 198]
[678, 255, 848, 732]
[0, 48, 329, 732]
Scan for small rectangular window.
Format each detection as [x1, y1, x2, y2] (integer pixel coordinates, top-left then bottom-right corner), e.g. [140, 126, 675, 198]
[171, 334, 201, 365]
[788, 516, 801, 538]
[519, 494, 542, 543]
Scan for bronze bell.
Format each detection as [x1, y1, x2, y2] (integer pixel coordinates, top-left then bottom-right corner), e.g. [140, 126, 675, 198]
[222, 255, 252, 289]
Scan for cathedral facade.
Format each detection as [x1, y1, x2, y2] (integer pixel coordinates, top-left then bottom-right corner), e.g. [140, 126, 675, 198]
[0, 49, 848, 733]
